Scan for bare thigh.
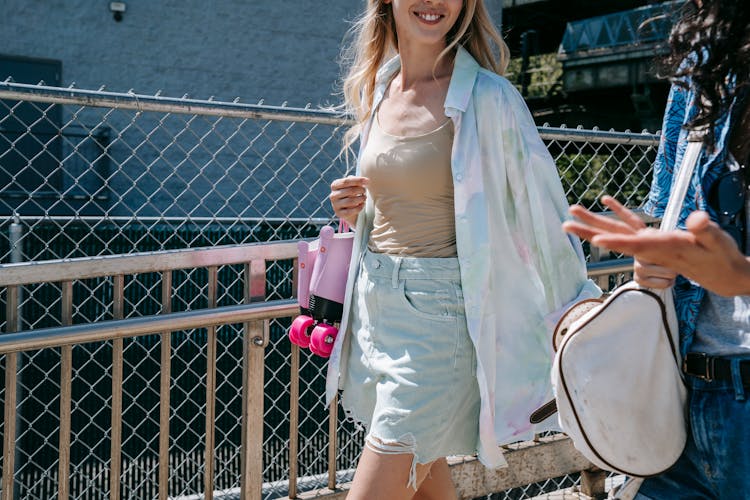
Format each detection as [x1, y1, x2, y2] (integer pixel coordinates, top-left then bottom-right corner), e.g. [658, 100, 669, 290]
[347, 448, 457, 500]
[414, 458, 458, 500]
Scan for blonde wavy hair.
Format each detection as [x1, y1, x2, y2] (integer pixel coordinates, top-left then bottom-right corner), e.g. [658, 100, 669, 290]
[340, 0, 510, 152]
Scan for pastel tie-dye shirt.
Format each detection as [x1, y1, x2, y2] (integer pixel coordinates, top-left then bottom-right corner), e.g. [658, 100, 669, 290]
[326, 46, 601, 468]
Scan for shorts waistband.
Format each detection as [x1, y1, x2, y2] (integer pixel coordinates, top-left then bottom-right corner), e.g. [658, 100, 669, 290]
[362, 249, 461, 281]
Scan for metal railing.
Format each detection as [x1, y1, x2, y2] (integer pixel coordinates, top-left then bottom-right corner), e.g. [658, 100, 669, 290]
[0, 242, 299, 499]
[0, 240, 634, 500]
[0, 81, 661, 499]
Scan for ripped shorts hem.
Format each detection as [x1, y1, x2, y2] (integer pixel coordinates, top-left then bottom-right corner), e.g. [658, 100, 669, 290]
[365, 433, 420, 491]
[341, 395, 479, 490]
[339, 394, 369, 434]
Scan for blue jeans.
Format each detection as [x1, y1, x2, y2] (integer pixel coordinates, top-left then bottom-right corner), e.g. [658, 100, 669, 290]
[636, 363, 750, 499]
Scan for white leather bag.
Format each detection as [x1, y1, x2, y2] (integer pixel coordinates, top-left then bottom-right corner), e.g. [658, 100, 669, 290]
[548, 137, 703, 479]
[553, 281, 684, 477]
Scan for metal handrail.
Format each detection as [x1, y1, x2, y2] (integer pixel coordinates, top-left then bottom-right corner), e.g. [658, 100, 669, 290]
[0, 82, 350, 126]
[0, 240, 298, 286]
[587, 257, 634, 277]
[0, 300, 297, 354]
[0, 245, 634, 348]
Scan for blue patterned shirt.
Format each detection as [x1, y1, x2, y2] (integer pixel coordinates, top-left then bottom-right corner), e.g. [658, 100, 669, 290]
[643, 82, 745, 355]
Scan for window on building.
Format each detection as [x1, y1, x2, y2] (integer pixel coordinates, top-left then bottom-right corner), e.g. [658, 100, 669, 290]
[0, 55, 63, 207]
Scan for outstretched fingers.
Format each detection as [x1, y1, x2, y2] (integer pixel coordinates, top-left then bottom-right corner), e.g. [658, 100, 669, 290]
[564, 197, 650, 253]
[561, 220, 597, 241]
[590, 228, 664, 256]
[564, 204, 635, 243]
[592, 228, 697, 261]
[600, 195, 647, 230]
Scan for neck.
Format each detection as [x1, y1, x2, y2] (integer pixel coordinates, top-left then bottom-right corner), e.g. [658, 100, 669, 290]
[397, 41, 454, 89]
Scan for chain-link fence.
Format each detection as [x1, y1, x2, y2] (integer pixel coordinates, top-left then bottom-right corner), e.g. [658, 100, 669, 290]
[0, 81, 660, 499]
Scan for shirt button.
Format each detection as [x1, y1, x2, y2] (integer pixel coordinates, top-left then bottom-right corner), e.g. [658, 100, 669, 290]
[374, 260, 381, 269]
[455, 174, 463, 182]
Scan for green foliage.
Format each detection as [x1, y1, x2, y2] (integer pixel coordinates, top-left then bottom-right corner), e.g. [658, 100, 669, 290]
[556, 150, 655, 210]
[506, 53, 563, 99]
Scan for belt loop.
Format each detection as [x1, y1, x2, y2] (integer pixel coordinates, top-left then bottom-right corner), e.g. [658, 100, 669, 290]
[391, 257, 402, 289]
[731, 358, 746, 401]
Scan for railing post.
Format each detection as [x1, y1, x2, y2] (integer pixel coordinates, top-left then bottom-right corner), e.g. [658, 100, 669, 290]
[159, 270, 172, 500]
[59, 281, 73, 500]
[288, 343, 300, 499]
[289, 257, 300, 499]
[580, 467, 607, 499]
[204, 266, 218, 500]
[2, 351, 18, 500]
[241, 260, 268, 500]
[328, 395, 338, 490]
[2, 285, 19, 500]
[9, 214, 24, 500]
[589, 245, 610, 291]
[110, 275, 124, 500]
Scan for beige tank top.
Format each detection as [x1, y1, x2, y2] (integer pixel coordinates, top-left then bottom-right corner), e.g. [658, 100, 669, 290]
[360, 114, 456, 257]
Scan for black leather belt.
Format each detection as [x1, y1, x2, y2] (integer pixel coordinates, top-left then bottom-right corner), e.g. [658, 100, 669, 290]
[683, 352, 750, 384]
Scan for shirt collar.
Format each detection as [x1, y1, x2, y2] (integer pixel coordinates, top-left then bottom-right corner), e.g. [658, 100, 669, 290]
[372, 45, 481, 115]
[444, 45, 480, 113]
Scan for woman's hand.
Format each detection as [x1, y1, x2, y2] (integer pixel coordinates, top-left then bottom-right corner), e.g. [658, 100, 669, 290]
[563, 195, 750, 297]
[563, 196, 677, 288]
[329, 176, 369, 228]
[563, 195, 676, 289]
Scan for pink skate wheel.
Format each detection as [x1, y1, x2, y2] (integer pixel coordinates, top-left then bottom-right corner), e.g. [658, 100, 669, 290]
[309, 323, 338, 357]
[289, 315, 314, 348]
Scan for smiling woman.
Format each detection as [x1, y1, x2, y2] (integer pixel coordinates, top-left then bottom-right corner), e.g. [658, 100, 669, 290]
[324, 1, 600, 499]
[388, 0, 463, 49]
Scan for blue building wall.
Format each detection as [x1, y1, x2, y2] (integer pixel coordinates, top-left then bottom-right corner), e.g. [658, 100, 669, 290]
[2, 0, 364, 106]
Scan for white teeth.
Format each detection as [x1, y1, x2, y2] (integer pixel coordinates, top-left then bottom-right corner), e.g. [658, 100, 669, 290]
[418, 13, 440, 21]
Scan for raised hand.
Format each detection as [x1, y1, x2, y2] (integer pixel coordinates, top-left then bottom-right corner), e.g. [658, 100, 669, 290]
[563, 196, 750, 296]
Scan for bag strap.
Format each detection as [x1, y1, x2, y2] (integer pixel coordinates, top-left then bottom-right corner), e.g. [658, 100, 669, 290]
[659, 132, 704, 232]
[610, 477, 644, 499]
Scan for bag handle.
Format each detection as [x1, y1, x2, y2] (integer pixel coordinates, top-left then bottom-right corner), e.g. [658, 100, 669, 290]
[338, 219, 350, 233]
[659, 131, 704, 232]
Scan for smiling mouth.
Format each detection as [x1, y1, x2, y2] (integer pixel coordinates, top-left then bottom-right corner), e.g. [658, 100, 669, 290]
[414, 11, 444, 23]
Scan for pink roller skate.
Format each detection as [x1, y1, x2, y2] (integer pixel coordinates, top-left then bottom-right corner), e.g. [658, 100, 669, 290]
[289, 239, 316, 348]
[309, 323, 339, 357]
[289, 222, 353, 357]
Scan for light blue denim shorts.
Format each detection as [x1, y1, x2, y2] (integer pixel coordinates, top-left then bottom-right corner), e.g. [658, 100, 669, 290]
[341, 249, 481, 483]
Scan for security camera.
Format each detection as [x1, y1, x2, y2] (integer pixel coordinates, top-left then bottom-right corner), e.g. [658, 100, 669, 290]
[109, 2, 126, 22]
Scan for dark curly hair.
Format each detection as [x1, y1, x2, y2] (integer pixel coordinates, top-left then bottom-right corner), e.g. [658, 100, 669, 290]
[663, 0, 750, 148]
